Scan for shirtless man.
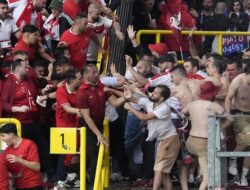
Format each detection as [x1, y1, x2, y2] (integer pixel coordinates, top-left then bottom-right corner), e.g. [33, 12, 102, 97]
[225, 64, 250, 186]
[205, 54, 230, 107]
[182, 81, 225, 190]
[171, 65, 204, 107]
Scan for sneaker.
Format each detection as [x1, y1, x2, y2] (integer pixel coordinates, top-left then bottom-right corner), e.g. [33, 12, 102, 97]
[233, 175, 241, 185]
[228, 159, 238, 175]
[65, 177, 80, 188]
[188, 175, 195, 183]
[241, 176, 248, 186]
[53, 180, 69, 190]
[110, 172, 123, 182]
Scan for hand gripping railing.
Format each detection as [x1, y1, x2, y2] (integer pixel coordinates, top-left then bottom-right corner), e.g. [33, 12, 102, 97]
[93, 118, 110, 190]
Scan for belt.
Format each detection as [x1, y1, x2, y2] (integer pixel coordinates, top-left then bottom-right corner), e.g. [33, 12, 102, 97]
[231, 109, 250, 115]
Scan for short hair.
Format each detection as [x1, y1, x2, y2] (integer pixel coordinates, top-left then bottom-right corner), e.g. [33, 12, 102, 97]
[31, 58, 47, 68]
[13, 50, 28, 57]
[0, 124, 18, 135]
[54, 56, 71, 68]
[11, 59, 22, 71]
[170, 65, 187, 77]
[65, 69, 80, 83]
[82, 64, 97, 75]
[53, 47, 69, 59]
[228, 59, 242, 70]
[157, 54, 175, 64]
[74, 12, 87, 22]
[244, 64, 250, 75]
[209, 54, 227, 74]
[242, 58, 250, 65]
[22, 24, 39, 34]
[185, 57, 200, 70]
[0, 0, 8, 4]
[157, 85, 171, 101]
[138, 49, 152, 59]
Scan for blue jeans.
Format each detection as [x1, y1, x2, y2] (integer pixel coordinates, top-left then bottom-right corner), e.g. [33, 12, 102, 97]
[124, 112, 143, 156]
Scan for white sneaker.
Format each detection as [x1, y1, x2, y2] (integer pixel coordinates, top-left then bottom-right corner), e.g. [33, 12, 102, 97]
[228, 159, 238, 175]
[110, 172, 123, 182]
[241, 176, 248, 186]
[188, 175, 194, 183]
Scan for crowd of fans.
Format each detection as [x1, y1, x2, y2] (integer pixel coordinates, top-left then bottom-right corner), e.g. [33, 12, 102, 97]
[0, 0, 250, 190]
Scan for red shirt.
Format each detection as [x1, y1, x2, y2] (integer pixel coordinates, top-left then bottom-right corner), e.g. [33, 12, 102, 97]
[63, 0, 89, 20]
[0, 154, 9, 190]
[76, 81, 111, 125]
[56, 82, 79, 127]
[2, 74, 39, 124]
[13, 39, 37, 61]
[3, 138, 42, 189]
[60, 28, 93, 69]
[187, 73, 204, 80]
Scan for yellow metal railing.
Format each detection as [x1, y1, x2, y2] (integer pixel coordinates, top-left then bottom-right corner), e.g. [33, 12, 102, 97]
[136, 30, 250, 55]
[97, 35, 109, 74]
[0, 118, 22, 150]
[80, 127, 87, 190]
[93, 118, 110, 190]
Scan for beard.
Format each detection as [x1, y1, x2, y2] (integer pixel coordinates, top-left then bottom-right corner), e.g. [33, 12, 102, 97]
[34, 3, 43, 12]
[203, 5, 212, 11]
[92, 16, 100, 22]
[149, 96, 157, 102]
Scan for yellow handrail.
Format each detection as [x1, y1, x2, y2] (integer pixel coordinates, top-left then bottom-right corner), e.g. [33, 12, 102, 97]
[80, 127, 87, 190]
[93, 118, 110, 190]
[136, 30, 250, 55]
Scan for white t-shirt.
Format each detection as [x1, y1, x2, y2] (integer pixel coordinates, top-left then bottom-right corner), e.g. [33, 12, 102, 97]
[87, 16, 113, 61]
[138, 98, 177, 141]
[0, 17, 18, 48]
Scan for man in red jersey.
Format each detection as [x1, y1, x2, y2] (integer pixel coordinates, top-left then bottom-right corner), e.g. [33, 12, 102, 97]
[76, 64, 128, 183]
[56, 69, 82, 128]
[0, 124, 43, 190]
[0, 154, 9, 190]
[60, 12, 95, 70]
[14, 25, 54, 63]
[55, 69, 82, 188]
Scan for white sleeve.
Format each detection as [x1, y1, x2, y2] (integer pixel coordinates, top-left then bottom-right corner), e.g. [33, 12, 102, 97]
[125, 67, 137, 80]
[153, 103, 169, 119]
[100, 76, 118, 87]
[149, 75, 172, 87]
[138, 97, 150, 107]
[102, 17, 113, 29]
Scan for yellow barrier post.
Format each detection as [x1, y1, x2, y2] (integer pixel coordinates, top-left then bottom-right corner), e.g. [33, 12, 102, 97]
[217, 34, 223, 55]
[93, 118, 110, 190]
[103, 119, 110, 188]
[80, 127, 87, 190]
[93, 143, 105, 190]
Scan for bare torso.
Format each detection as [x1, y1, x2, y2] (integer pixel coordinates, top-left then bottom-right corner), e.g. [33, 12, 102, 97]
[232, 74, 250, 112]
[173, 80, 203, 107]
[184, 100, 224, 138]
